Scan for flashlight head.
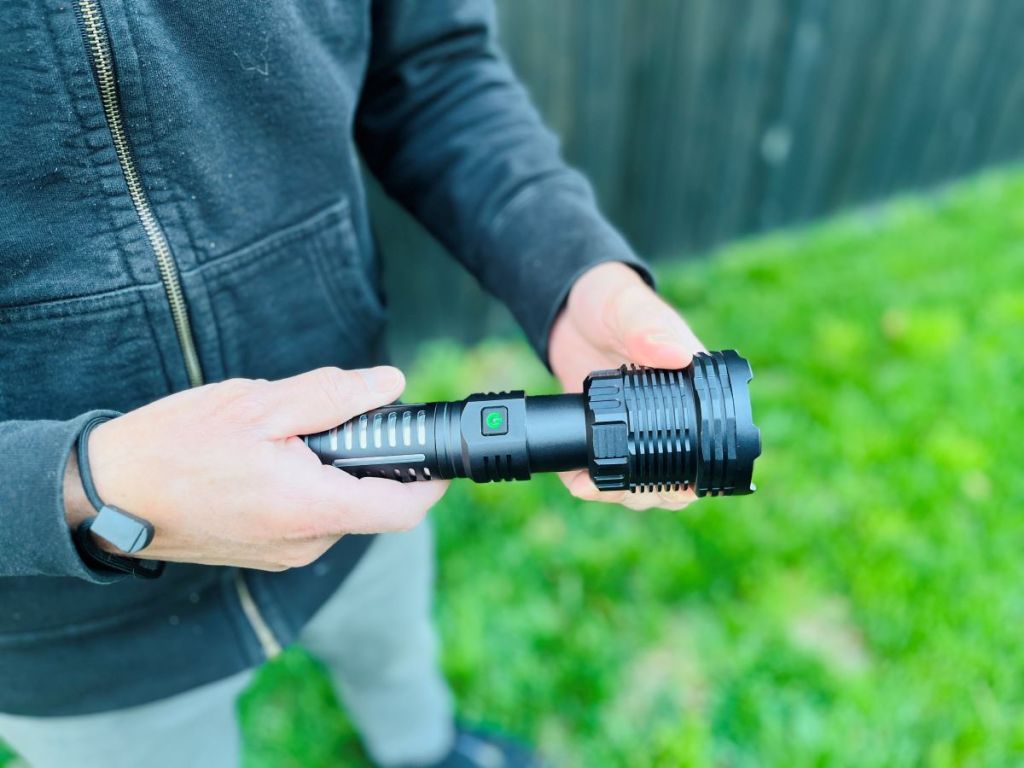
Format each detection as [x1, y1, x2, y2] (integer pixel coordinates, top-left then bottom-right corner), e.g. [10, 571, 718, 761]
[583, 350, 761, 496]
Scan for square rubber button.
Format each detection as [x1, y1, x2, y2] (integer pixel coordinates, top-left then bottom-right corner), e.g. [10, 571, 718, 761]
[481, 406, 509, 436]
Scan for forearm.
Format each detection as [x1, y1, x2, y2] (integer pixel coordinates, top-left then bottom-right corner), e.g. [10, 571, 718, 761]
[358, 0, 651, 360]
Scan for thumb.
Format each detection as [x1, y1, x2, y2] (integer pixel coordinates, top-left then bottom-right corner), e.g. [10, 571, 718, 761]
[262, 366, 405, 437]
[610, 283, 702, 368]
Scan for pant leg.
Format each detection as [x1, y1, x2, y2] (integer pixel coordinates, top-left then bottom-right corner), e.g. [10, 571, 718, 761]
[0, 670, 251, 768]
[299, 521, 455, 768]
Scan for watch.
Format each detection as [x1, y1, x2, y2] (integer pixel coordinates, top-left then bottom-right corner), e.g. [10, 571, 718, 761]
[72, 416, 165, 579]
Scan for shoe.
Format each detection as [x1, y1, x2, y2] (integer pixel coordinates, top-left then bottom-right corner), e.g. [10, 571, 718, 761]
[398, 724, 548, 768]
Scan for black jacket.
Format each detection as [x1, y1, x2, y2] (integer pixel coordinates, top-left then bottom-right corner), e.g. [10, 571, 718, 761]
[0, 0, 646, 715]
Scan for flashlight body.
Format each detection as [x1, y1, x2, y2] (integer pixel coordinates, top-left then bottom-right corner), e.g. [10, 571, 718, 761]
[302, 392, 587, 483]
[303, 350, 760, 497]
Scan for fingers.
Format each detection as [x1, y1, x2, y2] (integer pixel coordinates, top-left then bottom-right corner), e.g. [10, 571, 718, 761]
[260, 366, 406, 437]
[561, 470, 698, 511]
[565, 262, 704, 369]
[306, 466, 450, 535]
[609, 282, 703, 369]
[548, 314, 624, 392]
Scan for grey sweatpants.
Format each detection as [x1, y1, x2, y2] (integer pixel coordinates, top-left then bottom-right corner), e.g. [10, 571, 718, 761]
[0, 523, 454, 768]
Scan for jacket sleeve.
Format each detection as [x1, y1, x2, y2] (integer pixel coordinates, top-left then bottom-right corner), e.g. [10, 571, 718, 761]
[356, 0, 653, 362]
[0, 411, 122, 582]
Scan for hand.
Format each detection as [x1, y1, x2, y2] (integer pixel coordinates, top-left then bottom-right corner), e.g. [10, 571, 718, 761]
[548, 262, 705, 511]
[63, 367, 448, 571]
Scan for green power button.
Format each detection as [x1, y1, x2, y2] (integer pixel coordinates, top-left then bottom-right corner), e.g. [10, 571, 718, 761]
[482, 406, 508, 436]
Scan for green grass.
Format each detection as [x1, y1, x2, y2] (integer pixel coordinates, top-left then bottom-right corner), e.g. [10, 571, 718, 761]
[6, 169, 1024, 766]
[240, 169, 1024, 766]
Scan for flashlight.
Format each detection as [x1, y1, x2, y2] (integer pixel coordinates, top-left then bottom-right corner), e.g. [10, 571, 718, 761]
[303, 350, 760, 496]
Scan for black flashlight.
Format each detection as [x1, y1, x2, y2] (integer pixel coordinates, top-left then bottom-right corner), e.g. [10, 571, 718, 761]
[303, 350, 760, 496]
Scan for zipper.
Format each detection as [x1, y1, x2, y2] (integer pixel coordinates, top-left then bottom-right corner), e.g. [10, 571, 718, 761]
[75, 1, 280, 660]
[234, 571, 283, 659]
[74, 0, 204, 387]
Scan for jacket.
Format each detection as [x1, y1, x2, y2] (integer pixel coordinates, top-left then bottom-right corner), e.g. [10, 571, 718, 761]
[0, 0, 645, 716]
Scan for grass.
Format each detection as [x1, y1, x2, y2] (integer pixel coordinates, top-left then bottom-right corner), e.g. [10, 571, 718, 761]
[239, 169, 1024, 766]
[5, 168, 1024, 766]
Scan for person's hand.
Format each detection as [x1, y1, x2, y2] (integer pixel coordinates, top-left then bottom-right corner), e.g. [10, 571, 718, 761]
[548, 261, 705, 511]
[63, 367, 448, 571]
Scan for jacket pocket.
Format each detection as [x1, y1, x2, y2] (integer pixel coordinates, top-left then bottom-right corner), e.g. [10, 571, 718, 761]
[198, 199, 387, 381]
[0, 287, 174, 420]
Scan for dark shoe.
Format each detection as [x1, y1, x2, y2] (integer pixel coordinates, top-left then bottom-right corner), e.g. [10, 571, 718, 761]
[401, 724, 548, 768]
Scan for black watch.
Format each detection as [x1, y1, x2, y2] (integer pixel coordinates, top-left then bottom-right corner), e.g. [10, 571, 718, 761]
[72, 416, 165, 579]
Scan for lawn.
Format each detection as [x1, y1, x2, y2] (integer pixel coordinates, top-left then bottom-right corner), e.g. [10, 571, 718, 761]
[4, 168, 1024, 766]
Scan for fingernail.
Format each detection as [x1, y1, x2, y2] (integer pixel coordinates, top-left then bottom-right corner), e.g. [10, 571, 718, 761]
[360, 366, 403, 392]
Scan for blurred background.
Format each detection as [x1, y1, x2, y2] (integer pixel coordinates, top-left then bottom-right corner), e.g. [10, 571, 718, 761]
[233, 2, 1022, 765]
[5, 1, 1023, 766]
[377, 0, 1024, 358]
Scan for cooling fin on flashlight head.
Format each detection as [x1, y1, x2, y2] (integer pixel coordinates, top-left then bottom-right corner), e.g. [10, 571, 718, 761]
[584, 351, 759, 496]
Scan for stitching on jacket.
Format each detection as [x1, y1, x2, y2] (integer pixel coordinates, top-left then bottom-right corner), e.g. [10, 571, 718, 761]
[303, 217, 385, 339]
[40, 2, 148, 284]
[0, 282, 163, 323]
[134, 279, 177, 394]
[198, 200, 351, 279]
[0, 201, 353, 322]
[117, 1, 206, 273]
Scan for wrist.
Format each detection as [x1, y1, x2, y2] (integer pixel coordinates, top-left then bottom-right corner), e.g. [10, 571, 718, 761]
[570, 261, 649, 298]
[63, 449, 95, 529]
[63, 442, 120, 556]
[66, 417, 163, 576]
[63, 448, 121, 556]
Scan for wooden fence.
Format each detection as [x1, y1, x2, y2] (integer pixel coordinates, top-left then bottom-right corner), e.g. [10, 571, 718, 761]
[371, 0, 1024, 354]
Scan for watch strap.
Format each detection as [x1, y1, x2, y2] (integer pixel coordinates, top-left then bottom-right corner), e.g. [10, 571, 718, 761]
[77, 415, 112, 512]
[73, 415, 165, 579]
[74, 516, 165, 579]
